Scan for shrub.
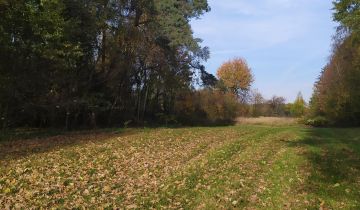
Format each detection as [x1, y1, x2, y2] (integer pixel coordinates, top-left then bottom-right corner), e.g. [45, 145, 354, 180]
[199, 89, 239, 123]
[304, 116, 331, 127]
[174, 89, 239, 125]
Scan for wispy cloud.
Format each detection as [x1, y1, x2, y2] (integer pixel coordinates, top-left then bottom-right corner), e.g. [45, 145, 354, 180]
[191, 0, 336, 101]
[192, 0, 319, 53]
[209, 0, 310, 16]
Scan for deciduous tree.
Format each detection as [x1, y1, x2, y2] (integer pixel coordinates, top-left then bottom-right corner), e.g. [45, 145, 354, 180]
[216, 57, 254, 101]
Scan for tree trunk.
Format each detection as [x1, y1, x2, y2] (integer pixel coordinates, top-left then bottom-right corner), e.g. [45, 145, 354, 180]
[101, 0, 109, 72]
[107, 98, 118, 126]
[65, 109, 70, 131]
[90, 111, 97, 129]
[1, 104, 8, 130]
[136, 84, 141, 123]
[142, 82, 149, 120]
[101, 29, 106, 72]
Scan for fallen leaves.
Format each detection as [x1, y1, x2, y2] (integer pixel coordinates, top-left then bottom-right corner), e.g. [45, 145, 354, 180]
[3, 188, 11, 194]
[1, 126, 359, 209]
[103, 186, 111, 192]
[232, 200, 238, 206]
[249, 194, 258, 203]
[126, 204, 138, 209]
[83, 189, 90, 196]
[0, 127, 247, 208]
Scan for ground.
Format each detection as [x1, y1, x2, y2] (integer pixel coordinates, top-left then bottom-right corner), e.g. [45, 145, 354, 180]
[0, 121, 359, 209]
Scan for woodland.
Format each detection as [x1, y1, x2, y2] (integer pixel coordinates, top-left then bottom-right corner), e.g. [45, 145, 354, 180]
[0, 1, 359, 209]
[0, 0, 310, 130]
[1, 0, 358, 129]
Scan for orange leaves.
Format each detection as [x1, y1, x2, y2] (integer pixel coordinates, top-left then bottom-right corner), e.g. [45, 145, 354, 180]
[198, 89, 239, 122]
[174, 89, 239, 123]
[216, 57, 254, 93]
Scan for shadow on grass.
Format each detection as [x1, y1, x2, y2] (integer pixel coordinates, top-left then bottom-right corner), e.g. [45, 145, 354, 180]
[0, 122, 237, 161]
[290, 127, 360, 208]
[0, 128, 133, 161]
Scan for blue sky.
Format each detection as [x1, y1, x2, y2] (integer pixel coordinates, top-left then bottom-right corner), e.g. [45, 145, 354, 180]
[191, 0, 338, 102]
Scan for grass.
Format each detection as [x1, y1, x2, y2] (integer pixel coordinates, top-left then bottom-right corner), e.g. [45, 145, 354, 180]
[0, 128, 65, 142]
[236, 117, 298, 126]
[0, 124, 359, 209]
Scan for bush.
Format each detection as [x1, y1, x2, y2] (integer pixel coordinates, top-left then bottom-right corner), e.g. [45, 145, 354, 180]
[199, 89, 239, 123]
[304, 116, 331, 127]
[174, 89, 239, 125]
[155, 113, 178, 126]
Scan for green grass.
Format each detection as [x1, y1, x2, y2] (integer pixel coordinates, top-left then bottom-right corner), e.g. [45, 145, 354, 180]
[0, 125, 359, 209]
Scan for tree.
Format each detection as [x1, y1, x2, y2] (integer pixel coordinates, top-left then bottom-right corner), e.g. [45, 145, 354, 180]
[174, 89, 239, 125]
[0, 0, 82, 128]
[216, 57, 254, 101]
[200, 66, 218, 88]
[250, 89, 265, 117]
[290, 92, 307, 117]
[0, 0, 214, 128]
[308, 0, 360, 125]
[268, 96, 286, 116]
[310, 34, 360, 124]
[333, 0, 360, 33]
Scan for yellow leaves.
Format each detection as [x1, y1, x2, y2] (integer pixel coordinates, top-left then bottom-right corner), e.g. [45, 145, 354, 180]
[216, 57, 254, 92]
[126, 204, 138, 209]
[7, 178, 16, 185]
[24, 190, 33, 199]
[103, 185, 111, 192]
[83, 189, 90, 196]
[3, 187, 11, 194]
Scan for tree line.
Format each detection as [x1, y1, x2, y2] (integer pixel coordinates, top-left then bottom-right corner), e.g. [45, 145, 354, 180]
[0, 0, 264, 129]
[0, 0, 222, 129]
[249, 91, 306, 118]
[308, 0, 360, 126]
[0, 0, 313, 130]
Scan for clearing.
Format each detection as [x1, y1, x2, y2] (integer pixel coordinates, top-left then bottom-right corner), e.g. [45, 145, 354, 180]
[0, 124, 359, 209]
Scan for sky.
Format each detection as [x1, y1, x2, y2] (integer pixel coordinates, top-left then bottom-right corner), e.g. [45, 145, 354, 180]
[191, 0, 338, 102]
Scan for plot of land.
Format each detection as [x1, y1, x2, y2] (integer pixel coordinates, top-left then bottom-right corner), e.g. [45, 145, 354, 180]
[0, 125, 359, 209]
[236, 117, 297, 126]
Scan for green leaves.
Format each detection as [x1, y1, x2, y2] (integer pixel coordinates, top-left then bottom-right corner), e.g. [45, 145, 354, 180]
[309, 0, 360, 125]
[0, 0, 212, 129]
[155, 0, 209, 48]
[333, 0, 360, 32]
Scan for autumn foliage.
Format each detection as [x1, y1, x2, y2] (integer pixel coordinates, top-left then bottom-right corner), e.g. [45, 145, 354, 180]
[309, 35, 360, 125]
[0, 0, 211, 129]
[216, 58, 254, 97]
[308, 0, 360, 126]
[174, 89, 239, 125]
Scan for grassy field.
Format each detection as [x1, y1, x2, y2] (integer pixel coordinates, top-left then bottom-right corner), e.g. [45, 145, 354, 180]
[0, 124, 359, 209]
[236, 117, 297, 126]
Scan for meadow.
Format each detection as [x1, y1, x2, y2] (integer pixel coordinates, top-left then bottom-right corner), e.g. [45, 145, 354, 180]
[0, 121, 359, 209]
